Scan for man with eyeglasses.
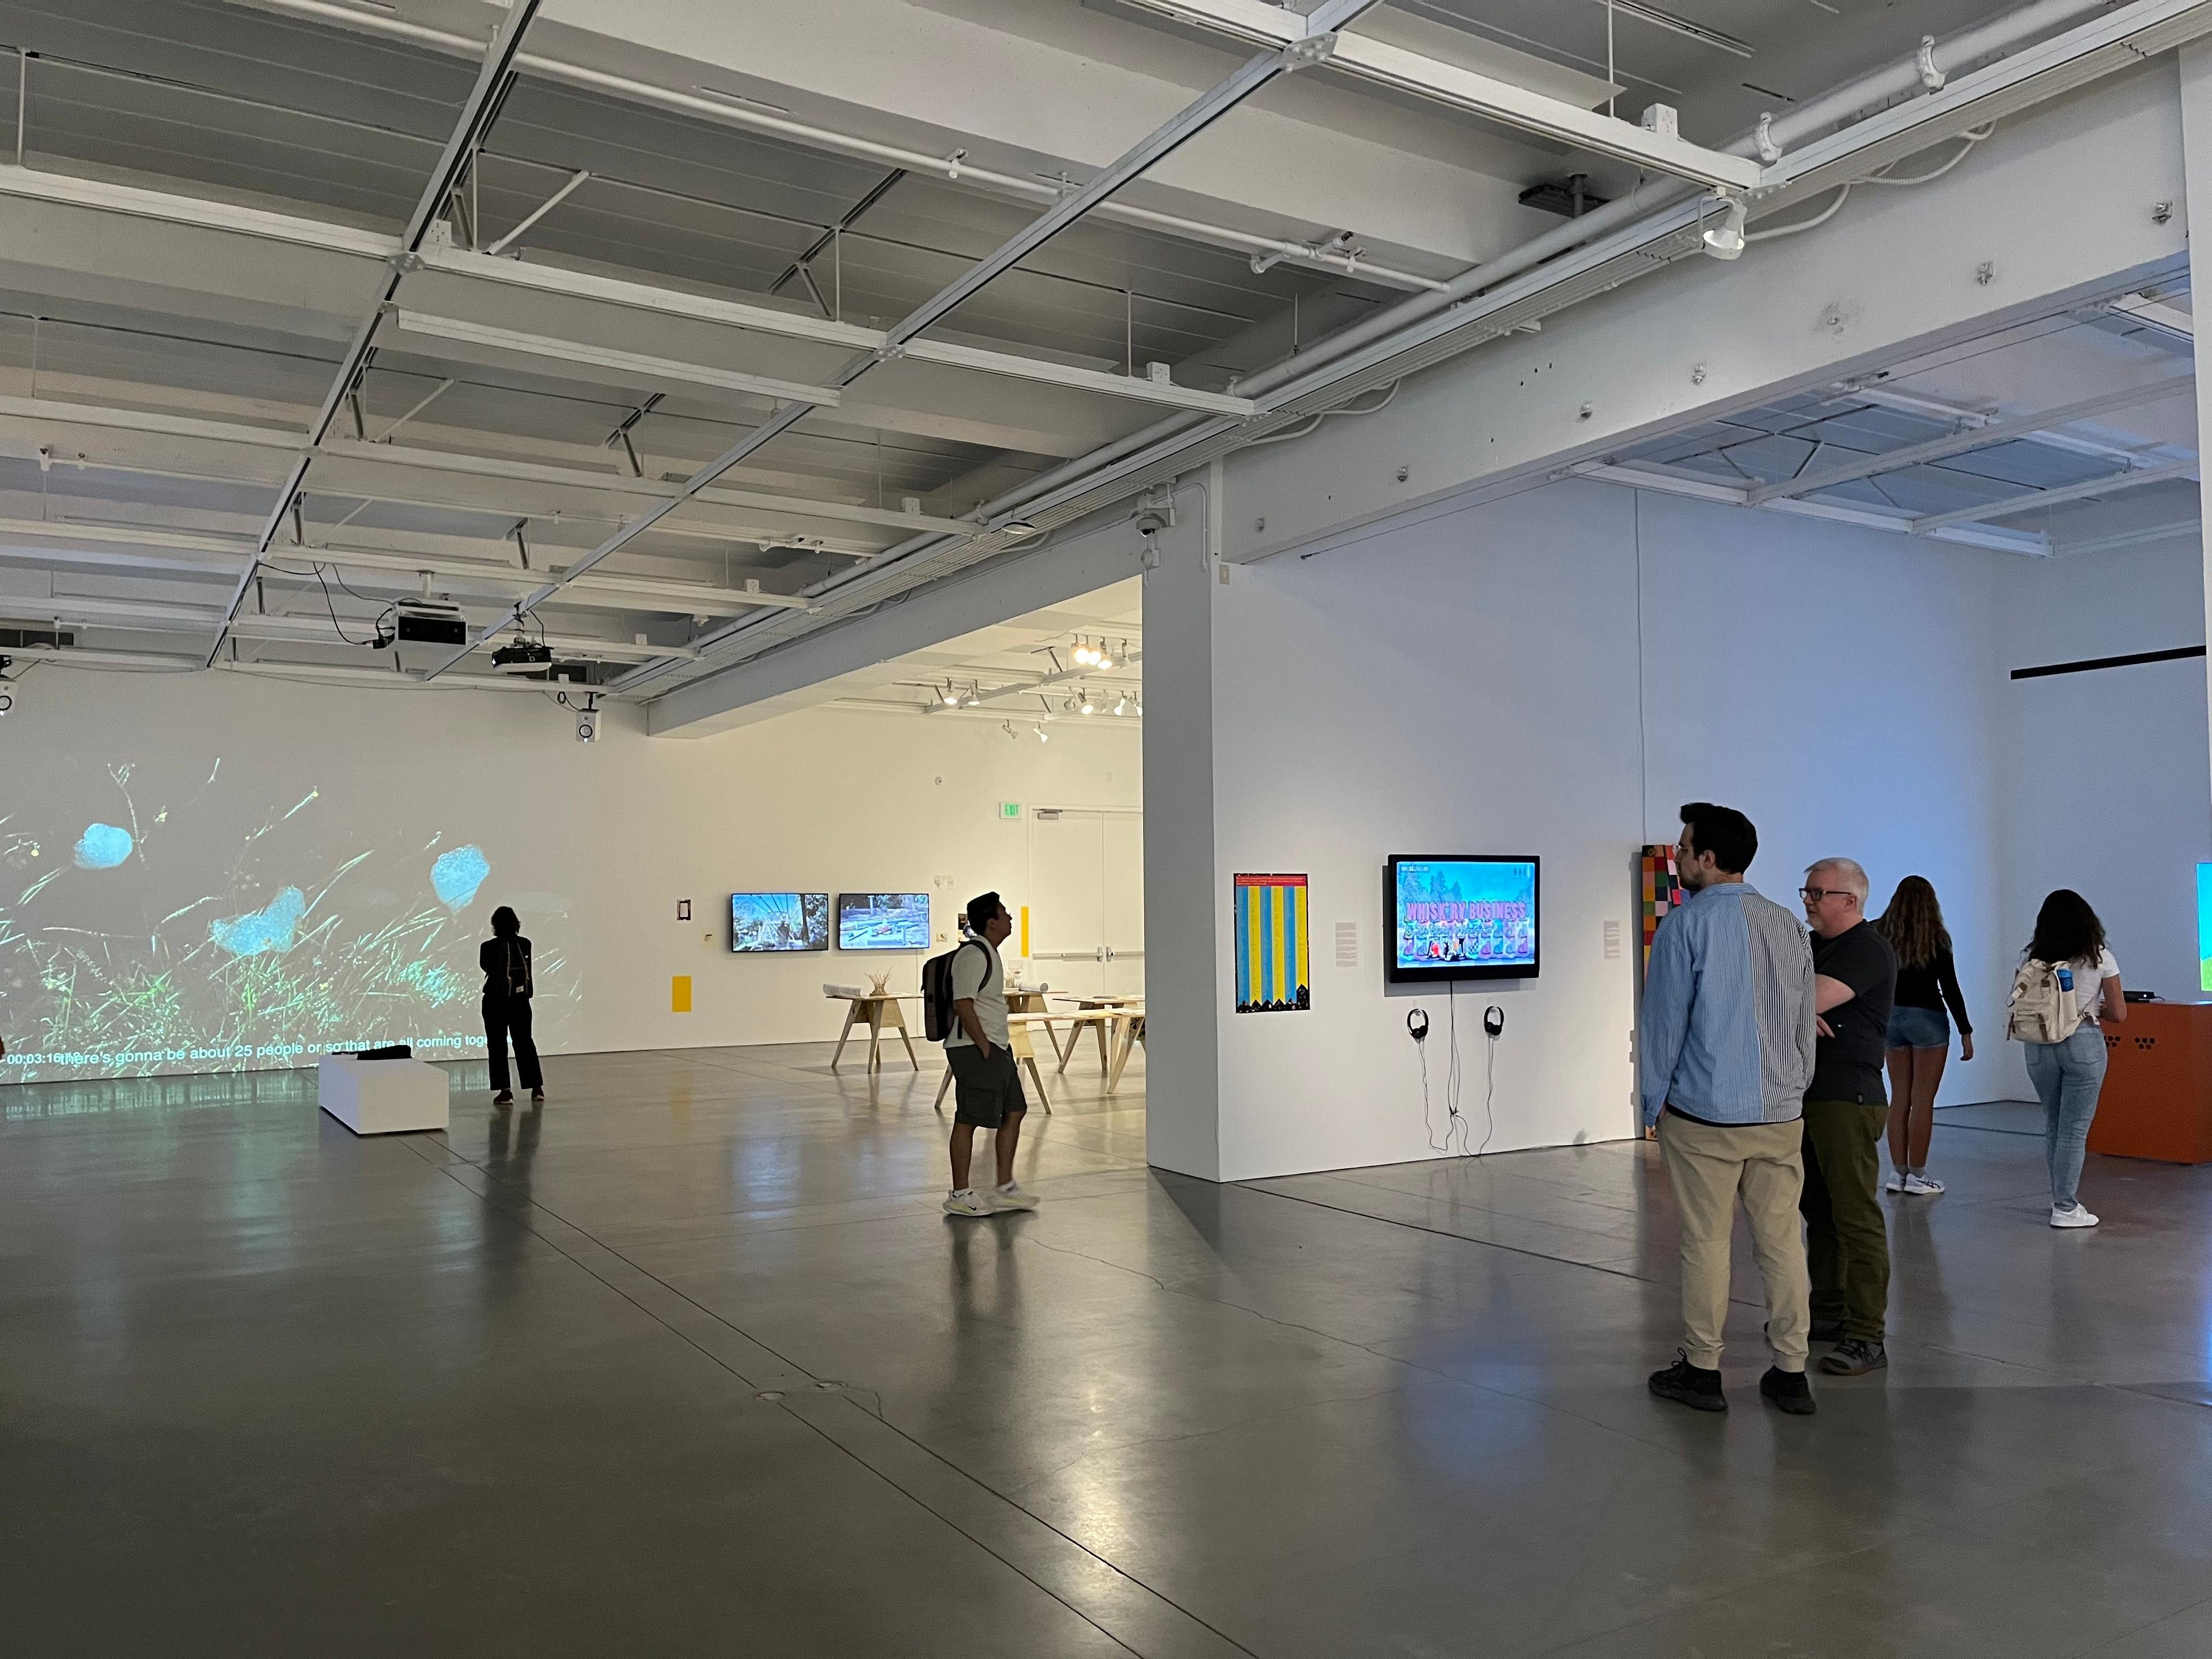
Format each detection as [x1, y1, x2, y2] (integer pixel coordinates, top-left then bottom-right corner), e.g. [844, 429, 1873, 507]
[1799, 858, 1898, 1378]
[1641, 803, 1820, 1417]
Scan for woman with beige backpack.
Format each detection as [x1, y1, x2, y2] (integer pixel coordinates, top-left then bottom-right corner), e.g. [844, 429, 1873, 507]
[2006, 889, 2124, 1229]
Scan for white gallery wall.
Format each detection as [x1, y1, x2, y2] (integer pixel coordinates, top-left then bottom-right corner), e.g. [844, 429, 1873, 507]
[0, 668, 1139, 1085]
[1145, 474, 2078, 1183]
[1995, 535, 2212, 1025]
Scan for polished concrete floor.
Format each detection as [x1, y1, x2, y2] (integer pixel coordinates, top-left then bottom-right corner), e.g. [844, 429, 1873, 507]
[5, 1046, 2212, 1657]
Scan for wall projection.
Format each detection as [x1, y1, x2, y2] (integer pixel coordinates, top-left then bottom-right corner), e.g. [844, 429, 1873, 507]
[1, 756, 571, 1084]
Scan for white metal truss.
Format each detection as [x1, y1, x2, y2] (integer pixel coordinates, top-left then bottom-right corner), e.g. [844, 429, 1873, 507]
[1114, 0, 1763, 191]
[204, 0, 547, 668]
[228, 0, 1452, 293]
[416, 0, 1382, 681]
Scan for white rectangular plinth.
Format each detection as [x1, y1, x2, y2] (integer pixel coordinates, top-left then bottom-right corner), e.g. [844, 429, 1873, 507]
[317, 1055, 449, 1135]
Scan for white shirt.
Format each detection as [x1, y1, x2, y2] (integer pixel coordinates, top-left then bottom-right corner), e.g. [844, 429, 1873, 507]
[946, 939, 1008, 1049]
[2069, 948, 2121, 1021]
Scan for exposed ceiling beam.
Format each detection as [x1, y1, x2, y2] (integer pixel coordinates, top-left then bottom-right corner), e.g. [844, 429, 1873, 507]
[206, 0, 548, 668]
[385, 309, 845, 407]
[0, 394, 961, 541]
[1908, 457, 2201, 533]
[415, 243, 1260, 418]
[226, 0, 1453, 290]
[1115, 0, 1762, 191]
[1747, 375, 2197, 505]
[0, 518, 812, 615]
[422, 0, 1366, 681]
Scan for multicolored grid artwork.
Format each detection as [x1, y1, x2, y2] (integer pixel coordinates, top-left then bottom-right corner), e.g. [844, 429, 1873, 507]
[1234, 873, 1310, 1013]
[1639, 845, 1681, 976]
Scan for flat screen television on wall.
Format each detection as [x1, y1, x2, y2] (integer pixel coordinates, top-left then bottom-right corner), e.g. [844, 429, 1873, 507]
[730, 892, 830, 953]
[1385, 856, 1539, 984]
[838, 892, 931, 952]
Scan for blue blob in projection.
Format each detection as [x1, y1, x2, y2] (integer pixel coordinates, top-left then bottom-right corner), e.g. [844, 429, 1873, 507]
[431, 845, 490, 911]
[209, 887, 306, 957]
[73, 823, 135, 869]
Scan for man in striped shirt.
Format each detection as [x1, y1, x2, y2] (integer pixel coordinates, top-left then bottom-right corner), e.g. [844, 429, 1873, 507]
[1639, 803, 1820, 1416]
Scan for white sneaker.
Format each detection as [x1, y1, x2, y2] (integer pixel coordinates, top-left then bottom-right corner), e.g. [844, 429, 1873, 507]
[1903, 1173, 1945, 1195]
[989, 1180, 1039, 1211]
[2050, 1203, 2099, 1229]
[1885, 1170, 1908, 1193]
[943, 1189, 995, 1217]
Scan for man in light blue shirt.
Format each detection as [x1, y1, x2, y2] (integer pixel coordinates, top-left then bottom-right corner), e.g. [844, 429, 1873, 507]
[1640, 804, 1819, 1417]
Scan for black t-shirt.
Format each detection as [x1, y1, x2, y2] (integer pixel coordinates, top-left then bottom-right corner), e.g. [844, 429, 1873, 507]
[1808, 922, 1896, 1105]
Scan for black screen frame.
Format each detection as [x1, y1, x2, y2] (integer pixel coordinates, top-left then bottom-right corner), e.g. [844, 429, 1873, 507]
[835, 891, 933, 952]
[729, 892, 830, 955]
[1384, 855, 1541, 985]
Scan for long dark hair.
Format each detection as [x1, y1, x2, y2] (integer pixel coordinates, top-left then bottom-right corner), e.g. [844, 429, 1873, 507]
[2027, 889, 2104, 966]
[1873, 876, 1950, 968]
[490, 906, 521, 938]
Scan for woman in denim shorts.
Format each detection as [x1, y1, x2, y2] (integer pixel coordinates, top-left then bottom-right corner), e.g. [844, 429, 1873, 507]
[1872, 877, 1973, 1195]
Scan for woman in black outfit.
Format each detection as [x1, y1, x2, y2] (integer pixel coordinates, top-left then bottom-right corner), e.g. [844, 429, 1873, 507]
[481, 906, 544, 1108]
[1871, 876, 1971, 1195]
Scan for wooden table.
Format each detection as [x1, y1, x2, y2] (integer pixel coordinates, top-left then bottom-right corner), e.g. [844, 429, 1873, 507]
[1005, 990, 1063, 1063]
[828, 993, 921, 1073]
[1053, 995, 1144, 1075]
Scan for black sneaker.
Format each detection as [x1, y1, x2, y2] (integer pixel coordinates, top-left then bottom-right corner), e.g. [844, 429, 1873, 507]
[1648, 1350, 1726, 1412]
[1760, 1366, 1817, 1415]
[1819, 1337, 1887, 1376]
[1809, 1319, 1846, 1344]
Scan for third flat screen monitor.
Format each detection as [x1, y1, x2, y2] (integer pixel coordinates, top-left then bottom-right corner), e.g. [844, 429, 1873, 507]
[1387, 855, 1539, 984]
[838, 892, 930, 952]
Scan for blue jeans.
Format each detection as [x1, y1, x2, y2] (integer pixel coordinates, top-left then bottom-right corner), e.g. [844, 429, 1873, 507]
[2023, 1025, 2108, 1210]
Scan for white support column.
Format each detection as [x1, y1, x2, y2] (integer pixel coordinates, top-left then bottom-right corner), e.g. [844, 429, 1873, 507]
[1138, 467, 1225, 1179]
[2183, 41, 2212, 815]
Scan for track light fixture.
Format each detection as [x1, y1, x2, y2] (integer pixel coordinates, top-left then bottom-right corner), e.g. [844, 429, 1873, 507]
[964, 684, 980, 706]
[1080, 690, 1094, 715]
[1701, 195, 1747, 261]
[1113, 694, 1127, 717]
[941, 682, 959, 706]
[1034, 723, 1049, 743]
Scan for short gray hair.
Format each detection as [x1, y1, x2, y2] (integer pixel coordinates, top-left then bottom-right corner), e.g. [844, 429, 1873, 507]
[1806, 857, 1869, 900]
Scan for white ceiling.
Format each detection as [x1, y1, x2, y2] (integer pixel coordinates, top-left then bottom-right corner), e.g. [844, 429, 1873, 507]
[0, 0, 2192, 707]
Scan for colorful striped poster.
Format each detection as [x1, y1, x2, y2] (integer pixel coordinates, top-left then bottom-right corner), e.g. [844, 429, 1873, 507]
[1234, 874, 1311, 1013]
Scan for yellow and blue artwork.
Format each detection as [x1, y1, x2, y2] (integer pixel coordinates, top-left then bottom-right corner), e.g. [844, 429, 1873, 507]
[1235, 873, 1310, 1013]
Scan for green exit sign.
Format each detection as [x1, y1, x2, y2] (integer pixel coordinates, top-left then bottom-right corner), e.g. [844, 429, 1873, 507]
[999, 801, 1022, 820]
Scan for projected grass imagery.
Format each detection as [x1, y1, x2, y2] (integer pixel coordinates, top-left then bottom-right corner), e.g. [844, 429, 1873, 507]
[1, 760, 569, 1085]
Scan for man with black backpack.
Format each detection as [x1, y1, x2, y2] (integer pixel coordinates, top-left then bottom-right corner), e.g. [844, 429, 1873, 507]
[935, 891, 1039, 1217]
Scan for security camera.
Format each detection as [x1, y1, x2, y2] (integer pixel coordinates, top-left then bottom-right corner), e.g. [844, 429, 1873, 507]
[576, 712, 597, 744]
[1134, 510, 1169, 538]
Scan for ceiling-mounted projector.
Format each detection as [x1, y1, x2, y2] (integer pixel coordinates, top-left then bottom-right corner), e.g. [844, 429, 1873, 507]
[491, 637, 555, 676]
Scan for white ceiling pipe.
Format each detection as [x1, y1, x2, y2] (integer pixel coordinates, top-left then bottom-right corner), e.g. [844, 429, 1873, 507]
[222, 0, 1449, 293]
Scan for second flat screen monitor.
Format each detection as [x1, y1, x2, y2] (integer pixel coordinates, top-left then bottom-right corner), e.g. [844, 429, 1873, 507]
[838, 892, 931, 952]
[1387, 856, 1539, 984]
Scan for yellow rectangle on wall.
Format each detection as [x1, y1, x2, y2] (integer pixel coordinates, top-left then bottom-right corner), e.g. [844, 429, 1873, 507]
[671, 975, 692, 1013]
[1020, 906, 1030, 959]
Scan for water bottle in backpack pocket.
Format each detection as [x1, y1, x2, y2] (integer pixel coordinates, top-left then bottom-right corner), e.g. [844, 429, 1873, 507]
[2006, 956, 2081, 1045]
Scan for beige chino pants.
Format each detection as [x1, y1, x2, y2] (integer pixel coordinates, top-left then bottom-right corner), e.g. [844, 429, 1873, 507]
[1658, 1112, 1812, 1372]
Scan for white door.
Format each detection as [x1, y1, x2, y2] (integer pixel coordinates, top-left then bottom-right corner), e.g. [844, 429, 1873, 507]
[1028, 810, 1107, 997]
[1025, 809, 1144, 1000]
[1100, 812, 1145, 997]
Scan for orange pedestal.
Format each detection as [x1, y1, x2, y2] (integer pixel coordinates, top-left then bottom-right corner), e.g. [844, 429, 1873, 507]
[2085, 1001, 2212, 1164]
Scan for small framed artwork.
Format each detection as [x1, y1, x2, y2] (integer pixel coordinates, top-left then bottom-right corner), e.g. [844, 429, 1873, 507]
[677, 899, 692, 922]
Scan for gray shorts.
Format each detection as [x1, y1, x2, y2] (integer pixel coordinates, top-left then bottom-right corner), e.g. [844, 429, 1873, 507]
[946, 1041, 1027, 1128]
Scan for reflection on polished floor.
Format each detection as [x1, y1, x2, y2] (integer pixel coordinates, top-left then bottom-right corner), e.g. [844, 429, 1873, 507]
[6, 1050, 2212, 1658]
